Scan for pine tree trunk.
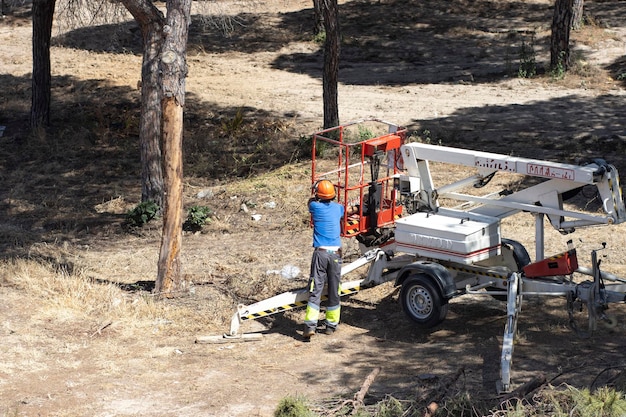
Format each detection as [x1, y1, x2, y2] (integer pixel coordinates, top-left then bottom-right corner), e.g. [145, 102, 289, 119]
[551, 0, 573, 71]
[155, 0, 192, 297]
[321, 0, 340, 129]
[121, 0, 166, 210]
[139, 24, 165, 209]
[31, 0, 55, 129]
[312, 0, 323, 35]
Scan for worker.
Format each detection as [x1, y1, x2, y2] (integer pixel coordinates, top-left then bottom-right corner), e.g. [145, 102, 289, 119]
[303, 179, 345, 341]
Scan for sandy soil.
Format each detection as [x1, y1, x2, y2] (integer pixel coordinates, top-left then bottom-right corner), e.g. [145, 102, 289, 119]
[2, 0, 626, 416]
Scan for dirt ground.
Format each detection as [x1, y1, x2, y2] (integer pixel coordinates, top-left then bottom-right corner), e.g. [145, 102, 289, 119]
[2, 0, 626, 416]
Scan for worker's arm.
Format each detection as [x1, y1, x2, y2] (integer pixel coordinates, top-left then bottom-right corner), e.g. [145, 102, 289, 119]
[347, 204, 359, 216]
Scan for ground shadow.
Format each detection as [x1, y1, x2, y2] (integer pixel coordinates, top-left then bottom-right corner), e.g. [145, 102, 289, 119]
[51, 0, 626, 88]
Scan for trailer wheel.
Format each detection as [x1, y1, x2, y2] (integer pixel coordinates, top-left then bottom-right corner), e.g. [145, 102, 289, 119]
[400, 274, 448, 328]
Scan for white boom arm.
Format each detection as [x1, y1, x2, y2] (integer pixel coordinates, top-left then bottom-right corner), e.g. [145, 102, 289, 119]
[398, 143, 626, 259]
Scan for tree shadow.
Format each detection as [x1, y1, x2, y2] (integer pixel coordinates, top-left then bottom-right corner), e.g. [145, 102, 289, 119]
[50, 0, 626, 88]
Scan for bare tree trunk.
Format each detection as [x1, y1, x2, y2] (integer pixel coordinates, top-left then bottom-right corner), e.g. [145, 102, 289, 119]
[551, 0, 573, 71]
[312, 0, 323, 35]
[572, 0, 584, 30]
[157, 97, 184, 296]
[155, 0, 191, 297]
[121, 0, 166, 210]
[321, 0, 340, 129]
[31, 0, 56, 129]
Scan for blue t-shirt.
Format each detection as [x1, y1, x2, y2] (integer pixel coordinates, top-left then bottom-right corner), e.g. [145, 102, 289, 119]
[309, 200, 344, 248]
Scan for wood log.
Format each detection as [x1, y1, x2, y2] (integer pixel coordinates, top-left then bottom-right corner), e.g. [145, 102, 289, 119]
[353, 366, 381, 406]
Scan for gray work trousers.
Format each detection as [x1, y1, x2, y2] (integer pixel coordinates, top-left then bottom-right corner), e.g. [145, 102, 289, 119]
[304, 248, 342, 332]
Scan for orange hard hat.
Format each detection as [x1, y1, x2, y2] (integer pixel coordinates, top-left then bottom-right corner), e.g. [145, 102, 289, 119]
[315, 179, 336, 200]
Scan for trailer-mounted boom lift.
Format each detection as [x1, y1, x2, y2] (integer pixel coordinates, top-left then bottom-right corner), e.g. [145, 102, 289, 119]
[225, 118, 626, 392]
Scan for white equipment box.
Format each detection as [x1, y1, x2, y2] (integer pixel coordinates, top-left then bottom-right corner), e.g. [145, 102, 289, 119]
[394, 208, 501, 264]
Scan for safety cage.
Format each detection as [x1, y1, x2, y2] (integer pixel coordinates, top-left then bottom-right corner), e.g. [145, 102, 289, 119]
[311, 119, 407, 238]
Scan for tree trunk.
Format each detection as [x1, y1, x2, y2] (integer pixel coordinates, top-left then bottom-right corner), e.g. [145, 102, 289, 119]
[572, 0, 584, 30]
[139, 28, 165, 209]
[121, 0, 166, 210]
[551, 0, 573, 71]
[312, 0, 323, 35]
[155, 0, 191, 297]
[157, 97, 184, 297]
[321, 0, 340, 129]
[31, 0, 56, 129]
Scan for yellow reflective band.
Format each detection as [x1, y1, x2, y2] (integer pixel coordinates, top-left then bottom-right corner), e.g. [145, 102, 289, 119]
[325, 305, 340, 325]
[305, 305, 320, 323]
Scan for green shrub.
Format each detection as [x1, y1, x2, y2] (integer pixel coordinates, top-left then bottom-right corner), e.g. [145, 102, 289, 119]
[274, 396, 315, 417]
[124, 201, 159, 228]
[183, 205, 213, 232]
[313, 30, 326, 45]
[376, 396, 405, 417]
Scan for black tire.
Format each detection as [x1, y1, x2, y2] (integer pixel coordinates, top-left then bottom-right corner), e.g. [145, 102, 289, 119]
[400, 274, 448, 328]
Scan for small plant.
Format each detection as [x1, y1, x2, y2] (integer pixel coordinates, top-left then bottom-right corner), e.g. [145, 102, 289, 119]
[124, 201, 159, 228]
[357, 125, 375, 141]
[518, 36, 537, 78]
[221, 108, 244, 135]
[274, 396, 315, 417]
[570, 386, 626, 417]
[183, 205, 212, 232]
[313, 30, 326, 45]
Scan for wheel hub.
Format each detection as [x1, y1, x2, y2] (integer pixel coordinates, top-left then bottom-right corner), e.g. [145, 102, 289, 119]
[409, 286, 432, 318]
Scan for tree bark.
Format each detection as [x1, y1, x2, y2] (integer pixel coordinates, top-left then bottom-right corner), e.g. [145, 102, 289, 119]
[157, 97, 184, 297]
[572, 0, 584, 30]
[121, 0, 166, 210]
[139, 28, 166, 209]
[312, 0, 323, 35]
[321, 0, 340, 129]
[31, 0, 56, 129]
[551, 0, 573, 71]
[155, 0, 191, 297]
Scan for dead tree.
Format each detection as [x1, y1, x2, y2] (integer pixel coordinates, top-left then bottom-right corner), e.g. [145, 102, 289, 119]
[155, 0, 192, 297]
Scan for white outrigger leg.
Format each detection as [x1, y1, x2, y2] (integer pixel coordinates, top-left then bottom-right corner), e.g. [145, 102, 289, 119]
[227, 249, 388, 337]
[498, 272, 522, 393]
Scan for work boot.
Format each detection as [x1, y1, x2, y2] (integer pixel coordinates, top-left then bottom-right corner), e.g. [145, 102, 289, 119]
[324, 325, 336, 335]
[303, 327, 315, 341]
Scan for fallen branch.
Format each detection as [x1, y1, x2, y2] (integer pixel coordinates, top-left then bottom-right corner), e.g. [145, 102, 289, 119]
[354, 366, 381, 407]
[322, 367, 382, 416]
[418, 367, 465, 417]
[499, 374, 547, 405]
[90, 321, 112, 338]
